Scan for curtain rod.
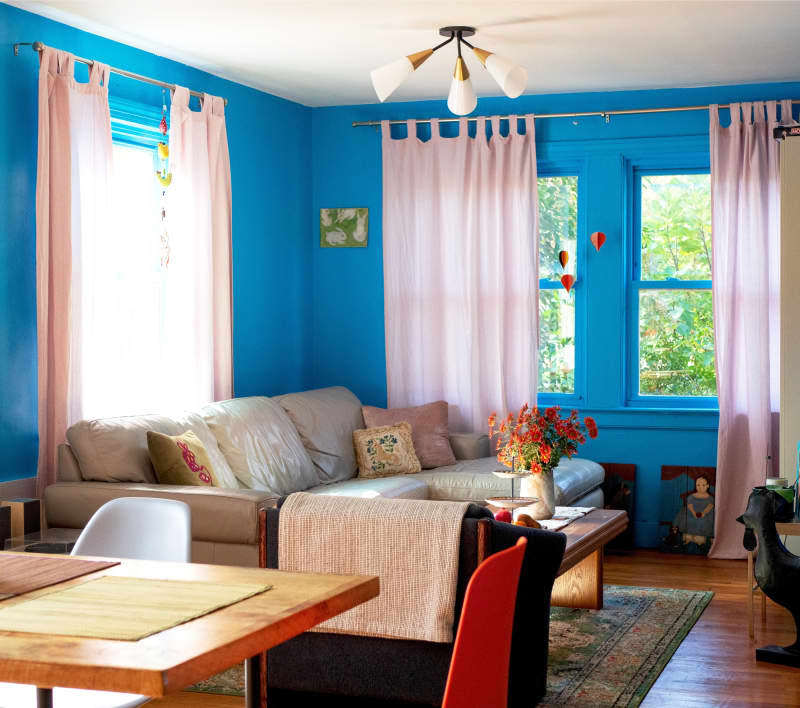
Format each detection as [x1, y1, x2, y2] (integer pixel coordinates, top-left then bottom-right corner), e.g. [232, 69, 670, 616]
[351, 100, 800, 127]
[14, 41, 227, 106]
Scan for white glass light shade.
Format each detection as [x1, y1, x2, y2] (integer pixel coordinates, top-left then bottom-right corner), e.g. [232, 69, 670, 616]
[485, 53, 527, 98]
[370, 57, 414, 102]
[447, 58, 477, 115]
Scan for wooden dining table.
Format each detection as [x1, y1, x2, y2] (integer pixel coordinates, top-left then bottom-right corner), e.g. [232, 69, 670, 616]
[0, 551, 379, 708]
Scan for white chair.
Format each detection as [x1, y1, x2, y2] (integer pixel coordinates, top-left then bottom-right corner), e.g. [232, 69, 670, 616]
[0, 497, 192, 708]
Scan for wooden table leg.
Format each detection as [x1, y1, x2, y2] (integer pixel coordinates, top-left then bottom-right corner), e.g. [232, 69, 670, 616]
[245, 653, 264, 708]
[748, 550, 754, 639]
[551, 547, 604, 610]
[36, 688, 52, 708]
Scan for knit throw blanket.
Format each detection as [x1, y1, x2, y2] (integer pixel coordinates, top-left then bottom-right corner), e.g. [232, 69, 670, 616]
[278, 492, 471, 643]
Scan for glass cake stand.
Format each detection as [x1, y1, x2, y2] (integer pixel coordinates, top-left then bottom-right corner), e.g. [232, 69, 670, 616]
[486, 470, 538, 510]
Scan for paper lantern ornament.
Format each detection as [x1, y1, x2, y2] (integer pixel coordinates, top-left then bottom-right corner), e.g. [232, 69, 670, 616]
[560, 274, 575, 293]
[558, 250, 569, 268]
[590, 231, 606, 251]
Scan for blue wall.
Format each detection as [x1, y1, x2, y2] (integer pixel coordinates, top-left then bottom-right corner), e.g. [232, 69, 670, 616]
[0, 3, 311, 482]
[309, 83, 800, 546]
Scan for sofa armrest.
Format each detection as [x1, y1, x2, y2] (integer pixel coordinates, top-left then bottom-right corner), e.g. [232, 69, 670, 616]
[57, 443, 82, 482]
[44, 482, 278, 545]
[449, 432, 490, 460]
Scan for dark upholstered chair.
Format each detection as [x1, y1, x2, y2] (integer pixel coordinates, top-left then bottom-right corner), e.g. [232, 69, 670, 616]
[264, 501, 566, 707]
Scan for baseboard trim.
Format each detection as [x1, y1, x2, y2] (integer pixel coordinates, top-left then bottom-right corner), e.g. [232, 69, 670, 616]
[0, 477, 36, 499]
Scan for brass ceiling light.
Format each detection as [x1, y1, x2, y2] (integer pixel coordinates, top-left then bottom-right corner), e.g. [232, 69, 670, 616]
[370, 26, 528, 116]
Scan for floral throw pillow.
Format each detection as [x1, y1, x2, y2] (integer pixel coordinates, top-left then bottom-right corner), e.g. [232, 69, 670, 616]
[353, 422, 422, 478]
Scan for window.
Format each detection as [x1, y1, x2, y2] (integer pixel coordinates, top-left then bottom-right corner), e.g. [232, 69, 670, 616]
[538, 175, 578, 395]
[81, 142, 168, 418]
[630, 171, 716, 403]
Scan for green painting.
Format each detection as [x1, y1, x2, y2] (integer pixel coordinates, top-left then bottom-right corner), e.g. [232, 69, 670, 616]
[320, 208, 368, 248]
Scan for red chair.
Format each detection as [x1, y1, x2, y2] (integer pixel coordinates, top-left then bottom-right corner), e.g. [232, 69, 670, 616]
[442, 537, 528, 708]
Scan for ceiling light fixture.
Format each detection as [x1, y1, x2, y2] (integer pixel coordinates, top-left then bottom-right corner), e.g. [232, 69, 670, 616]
[370, 26, 527, 116]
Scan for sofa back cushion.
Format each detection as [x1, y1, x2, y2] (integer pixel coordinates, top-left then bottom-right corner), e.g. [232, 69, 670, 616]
[66, 412, 237, 487]
[273, 386, 364, 484]
[200, 396, 317, 494]
[362, 400, 456, 469]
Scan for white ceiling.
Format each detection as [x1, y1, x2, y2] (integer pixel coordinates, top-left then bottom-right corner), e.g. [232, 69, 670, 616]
[8, 1, 800, 107]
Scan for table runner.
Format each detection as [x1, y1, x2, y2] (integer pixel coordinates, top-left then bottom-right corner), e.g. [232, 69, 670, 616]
[279, 492, 470, 643]
[0, 575, 271, 640]
[0, 555, 118, 600]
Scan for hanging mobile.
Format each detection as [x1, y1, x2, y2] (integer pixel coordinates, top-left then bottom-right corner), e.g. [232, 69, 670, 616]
[560, 274, 575, 293]
[156, 89, 172, 187]
[558, 250, 569, 268]
[157, 89, 171, 270]
[590, 231, 606, 251]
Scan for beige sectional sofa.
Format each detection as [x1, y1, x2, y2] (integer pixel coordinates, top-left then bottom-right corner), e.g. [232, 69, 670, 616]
[44, 386, 605, 565]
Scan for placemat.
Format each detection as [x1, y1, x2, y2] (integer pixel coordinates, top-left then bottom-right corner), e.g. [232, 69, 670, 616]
[0, 575, 272, 640]
[0, 555, 118, 600]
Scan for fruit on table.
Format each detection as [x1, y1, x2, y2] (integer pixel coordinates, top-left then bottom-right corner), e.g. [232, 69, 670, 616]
[494, 509, 512, 523]
[514, 514, 541, 529]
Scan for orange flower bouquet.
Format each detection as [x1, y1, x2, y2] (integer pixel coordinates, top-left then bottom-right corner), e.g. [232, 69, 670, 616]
[488, 404, 597, 474]
[488, 404, 598, 519]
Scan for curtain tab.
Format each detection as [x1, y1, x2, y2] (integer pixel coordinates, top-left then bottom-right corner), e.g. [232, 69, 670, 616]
[524, 115, 534, 139]
[510, 115, 520, 135]
[490, 115, 500, 139]
[89, 62, 110, 89]
[380, 120, 391, 141]
[406, 118, 417, 141]
[765, 100, 777, 126]
[430, 118, 439, 141]
[780, 100, 793, 125]
[742, 102, 754, 125]
[477, 116, 488, 144]
[172, 86, 190, 108]
[458, 117, 468, 139]
[729, 102, 741, 126]
[709, 104, 719, 128]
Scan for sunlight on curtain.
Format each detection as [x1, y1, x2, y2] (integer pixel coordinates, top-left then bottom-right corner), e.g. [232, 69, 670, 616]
[80, 144, 175, 418]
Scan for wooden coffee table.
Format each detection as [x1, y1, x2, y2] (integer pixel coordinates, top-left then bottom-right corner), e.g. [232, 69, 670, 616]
[550, 508, 628, 610]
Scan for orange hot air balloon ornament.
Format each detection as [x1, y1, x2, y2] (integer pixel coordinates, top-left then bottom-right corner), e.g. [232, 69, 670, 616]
[560, 274, 575, 293]
[590, 231, 606, 251]
[558, 250, 569, 269]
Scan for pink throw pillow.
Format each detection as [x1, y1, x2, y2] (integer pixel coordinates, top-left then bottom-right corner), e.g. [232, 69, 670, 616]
[362, 401, 456, 469]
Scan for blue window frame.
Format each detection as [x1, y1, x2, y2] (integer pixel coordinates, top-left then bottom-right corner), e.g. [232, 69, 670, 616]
[537, 162, 587, 406]
[626, 164, 717, 409]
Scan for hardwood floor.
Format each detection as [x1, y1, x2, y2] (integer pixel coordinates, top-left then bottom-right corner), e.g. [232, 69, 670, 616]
[605, 550, 800, 707]
[152, 550, 800, 707]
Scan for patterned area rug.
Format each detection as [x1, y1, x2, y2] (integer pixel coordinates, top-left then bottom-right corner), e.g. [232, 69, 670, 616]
[542, 585, 712, 706]
[190, 585, 712, 707]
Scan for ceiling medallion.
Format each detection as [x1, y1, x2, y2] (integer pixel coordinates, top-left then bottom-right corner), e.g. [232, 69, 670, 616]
[370, 26, 527, 116]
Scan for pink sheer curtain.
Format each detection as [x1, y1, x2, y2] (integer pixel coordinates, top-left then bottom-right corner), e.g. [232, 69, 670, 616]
[381, 116, 538, 433]
[709, 100, 789, 558]
[168, 87, 233, 405]
[36, 47, 113, 493]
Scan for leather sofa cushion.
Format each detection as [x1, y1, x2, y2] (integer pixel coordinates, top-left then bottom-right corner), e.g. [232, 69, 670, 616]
[273, 386, 364, 484]
[43, 482, 277, 545]
[201, 397, 317, 495]
[307, 475, 429, 500]
[415, 457, 605, 505]
[362, 401, 456, 469]
[66, 412, 237, 487]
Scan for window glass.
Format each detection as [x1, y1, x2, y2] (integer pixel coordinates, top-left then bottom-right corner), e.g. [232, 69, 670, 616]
[539, 290, 575, 394]
[538, 176, 578, 280]
[538, 175, 578, 395]
[640, 174, 712, 280]
[638, 289, 716, 396]
[635, 171, 716, 399]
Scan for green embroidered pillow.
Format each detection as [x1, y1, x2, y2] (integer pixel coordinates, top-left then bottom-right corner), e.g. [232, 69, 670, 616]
[147, 430, 220, 487]
[353, 422, 421, 478]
